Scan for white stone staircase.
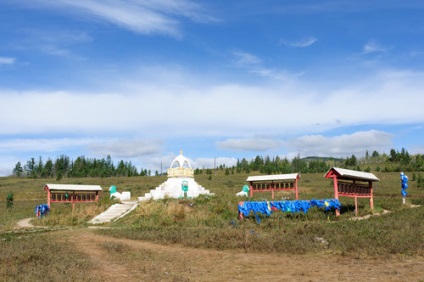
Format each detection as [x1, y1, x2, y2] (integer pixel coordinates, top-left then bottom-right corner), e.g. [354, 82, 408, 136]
[88, 201, 138, 224]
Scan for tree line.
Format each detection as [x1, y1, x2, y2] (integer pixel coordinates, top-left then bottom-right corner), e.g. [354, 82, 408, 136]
[197, 148, 424, 175]
[12, 155, 153, 179]
[11, 148, 424, 179]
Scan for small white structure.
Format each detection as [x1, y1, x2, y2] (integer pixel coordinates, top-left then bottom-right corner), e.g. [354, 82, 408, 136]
[236, 184, 250, 197]
[138, 151, 213, 201]
[121, 191, 131, 201]
[109, 185, 131, 201]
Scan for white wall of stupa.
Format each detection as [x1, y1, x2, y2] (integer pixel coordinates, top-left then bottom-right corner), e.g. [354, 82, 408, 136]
[138, 151, 213, 201]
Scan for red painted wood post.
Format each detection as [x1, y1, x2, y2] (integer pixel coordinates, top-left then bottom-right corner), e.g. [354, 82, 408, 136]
[369, 181, 374, 210]
[72, 192, 75, 212]
[249, 182, 253, 198]
[47, 188, 51, 208]
[333, 176, 340, 217]
[354, 196, 358, 216]
[295, 177, 299, 200]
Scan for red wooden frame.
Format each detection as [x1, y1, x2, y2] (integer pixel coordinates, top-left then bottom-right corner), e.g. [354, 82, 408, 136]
[248, 174, 300, 200]
[44, 184, 101, 211]
[325, 168, 377, 216]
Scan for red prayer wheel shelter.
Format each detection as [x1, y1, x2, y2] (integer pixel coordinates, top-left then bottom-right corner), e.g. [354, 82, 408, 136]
[324, 167, 379, 216]
[247, 173, 300, 200]
[43, 184, 103, 211]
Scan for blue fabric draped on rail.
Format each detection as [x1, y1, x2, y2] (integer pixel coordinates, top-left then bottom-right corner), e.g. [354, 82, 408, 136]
[34, 204, 50, 218]
[238, 199, 341, 223]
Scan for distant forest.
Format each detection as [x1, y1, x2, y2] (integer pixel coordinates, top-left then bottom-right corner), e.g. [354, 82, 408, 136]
[11, 148, 424, 179]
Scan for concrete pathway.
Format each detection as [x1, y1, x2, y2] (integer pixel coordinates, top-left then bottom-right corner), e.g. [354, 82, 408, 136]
[88, 201, 139, 224]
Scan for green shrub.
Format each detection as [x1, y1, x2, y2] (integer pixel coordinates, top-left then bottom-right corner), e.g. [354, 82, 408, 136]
[6, 192, 13, 209]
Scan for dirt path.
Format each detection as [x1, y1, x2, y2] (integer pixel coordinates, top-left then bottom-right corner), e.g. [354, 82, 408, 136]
[15, 217, 34, 228]
[54, 229, 424, 282]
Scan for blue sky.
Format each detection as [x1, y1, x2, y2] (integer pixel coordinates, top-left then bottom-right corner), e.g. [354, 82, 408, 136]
[1, 0, 424, 176]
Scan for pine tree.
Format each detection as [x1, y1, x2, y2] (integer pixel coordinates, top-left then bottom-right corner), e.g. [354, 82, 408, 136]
[12, 162, 24, 177]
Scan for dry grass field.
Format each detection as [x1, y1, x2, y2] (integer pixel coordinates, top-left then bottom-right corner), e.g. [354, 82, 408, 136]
[1, 171, 423, 281]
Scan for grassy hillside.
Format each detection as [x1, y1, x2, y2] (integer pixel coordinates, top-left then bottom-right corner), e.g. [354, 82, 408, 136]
[0, 170, 423, 280]
[1, 171, 422, 248]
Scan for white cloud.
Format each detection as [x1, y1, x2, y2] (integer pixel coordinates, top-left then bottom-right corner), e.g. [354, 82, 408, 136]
[0, 67, 423, 176]
[232, 51, 300, 81]
[0, 138, 94, 153]
[1, 68, 423, 138]
[0, 56, 15, 65]
[285, 130, 393, 158]
[217, 137, 282, 151]
[11, 29, 93, 58]
[0, 162, 14, 177]
[26, 0, 217, 37]
[88, 139, 163, 158]
[192, 157, 238, 169]
[0, 137, 166, 176]
[139, 0, 218, 23]
[363, 40, 388, 54]
[279, 37, 318, 47]
[233, 51, 262, 67]
[0, 136, 163, 158]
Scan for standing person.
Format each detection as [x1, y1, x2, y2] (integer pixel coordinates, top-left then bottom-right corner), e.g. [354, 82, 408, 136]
[400, 172, 409, 204]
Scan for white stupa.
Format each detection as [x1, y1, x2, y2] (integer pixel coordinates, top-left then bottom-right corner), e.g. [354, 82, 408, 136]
[138, 151, 213, 201]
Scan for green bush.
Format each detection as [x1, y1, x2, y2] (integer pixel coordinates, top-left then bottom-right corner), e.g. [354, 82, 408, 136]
[6, 192, 13, 209]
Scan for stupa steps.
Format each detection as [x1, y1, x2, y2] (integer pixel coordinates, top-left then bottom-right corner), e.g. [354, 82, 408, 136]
[88, 202, 138, 224]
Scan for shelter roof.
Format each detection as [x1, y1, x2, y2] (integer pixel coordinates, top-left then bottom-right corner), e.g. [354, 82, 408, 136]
[324, 167, 379, 182]
[246, 173, 300, 182]
[44, 184, 103, 191]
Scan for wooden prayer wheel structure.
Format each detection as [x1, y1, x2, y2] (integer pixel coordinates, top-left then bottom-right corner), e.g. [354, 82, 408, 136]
[324, 167, 379, 216]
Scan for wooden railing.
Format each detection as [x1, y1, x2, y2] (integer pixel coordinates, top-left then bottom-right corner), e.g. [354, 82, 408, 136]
[252, 182, 294, 190]
[337, 182, 371, 195]
[50, 192, 97, 202]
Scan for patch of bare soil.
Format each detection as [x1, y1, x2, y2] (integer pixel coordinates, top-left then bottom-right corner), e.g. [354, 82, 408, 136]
[351, 209, 391, 221]
[54, 229, 424, 282]
[15, 217, 34, 228]
[351, 205, 421, 221]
